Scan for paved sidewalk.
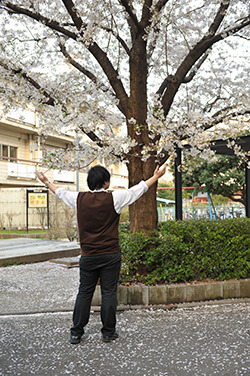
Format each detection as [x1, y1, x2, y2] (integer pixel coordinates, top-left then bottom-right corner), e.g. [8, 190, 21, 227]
[0, 260, 79, 315]
[0, 238, 80, 266]
[0, 261, 249, 375]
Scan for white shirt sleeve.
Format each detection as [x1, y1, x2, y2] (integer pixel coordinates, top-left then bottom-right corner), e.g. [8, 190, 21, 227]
[112, 181, 148, 214]
[55, 188, 79, 210]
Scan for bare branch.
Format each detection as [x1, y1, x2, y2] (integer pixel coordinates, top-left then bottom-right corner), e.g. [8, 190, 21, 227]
[203, 87, 225, 113]
[204, 98, 229, 114]
[234, 34, 250, 41]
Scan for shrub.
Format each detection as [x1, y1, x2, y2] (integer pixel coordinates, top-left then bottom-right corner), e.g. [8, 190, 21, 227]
[119, 218, 250, 284]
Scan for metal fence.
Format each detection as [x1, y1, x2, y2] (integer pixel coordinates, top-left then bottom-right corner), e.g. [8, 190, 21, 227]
[157, 204, 245, 221]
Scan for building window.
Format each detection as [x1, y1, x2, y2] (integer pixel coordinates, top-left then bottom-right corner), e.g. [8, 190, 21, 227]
[0, 144, 17, 161]
[10, 146, 17, 158]
[2, 145, 8, 157]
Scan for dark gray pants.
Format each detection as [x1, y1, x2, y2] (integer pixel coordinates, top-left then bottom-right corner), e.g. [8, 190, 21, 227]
[71, 252, 121, 337]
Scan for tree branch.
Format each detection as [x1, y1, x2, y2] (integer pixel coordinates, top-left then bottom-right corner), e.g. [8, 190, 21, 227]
[156, 75, 176, 96]
[0, 59, 118, 154]
[234, 34, 250, 41]
[141, 0, 153, 29]
[204, 107, 250, 130]
[77, 125, 107, 149]
[88, 42, 129, 115]
[0, 1, 78, 40]
[208, 0, 230, 36]
[154, 0, 172, 12]
[142, 0, 171, 60]
[154, 0, 171, 13]
[118, 0, 140, 30]
[61, 1, 130, 111]
[58, 42, 126, 115]
[203, 87, 225, 113]
[1, 1, 129, 116]
[157, 0, 230, 97]
[0, 60, 55, 106]
[182, 51, 210, 83]
[61, 0, 86, 30]
[77, 126, 125, 161]
[101, 26, 131, 56]
[160, 2, 250, 116]
[210, 14, 250, 44]
[59, 42, 97, 81]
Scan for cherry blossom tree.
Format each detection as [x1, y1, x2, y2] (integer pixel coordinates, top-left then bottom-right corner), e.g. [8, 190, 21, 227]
[0, 0, 249, 232]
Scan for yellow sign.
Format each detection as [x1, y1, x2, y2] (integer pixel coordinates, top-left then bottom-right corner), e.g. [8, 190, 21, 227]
[28, 192, 47, 208]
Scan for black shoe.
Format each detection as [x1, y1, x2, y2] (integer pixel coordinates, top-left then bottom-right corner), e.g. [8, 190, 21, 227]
[70, 335, 82, 344]
[102, 332, 119, 343]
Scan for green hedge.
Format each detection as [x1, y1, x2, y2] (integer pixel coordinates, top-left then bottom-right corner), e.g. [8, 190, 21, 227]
[119, 218, 250, 284]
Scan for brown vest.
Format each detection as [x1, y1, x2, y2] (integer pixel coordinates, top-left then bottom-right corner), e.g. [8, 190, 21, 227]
[77, 191, 120, 256]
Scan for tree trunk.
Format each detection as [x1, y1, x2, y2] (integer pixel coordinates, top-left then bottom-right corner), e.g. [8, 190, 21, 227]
[128, 157, 158, 233]
[126, 32, 159, 232]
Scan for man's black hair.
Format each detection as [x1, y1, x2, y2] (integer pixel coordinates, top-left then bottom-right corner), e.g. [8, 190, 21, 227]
[87, 165, 110, 191]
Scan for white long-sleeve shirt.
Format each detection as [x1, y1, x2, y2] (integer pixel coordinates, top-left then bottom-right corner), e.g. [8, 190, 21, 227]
[55, 181, 148, 214]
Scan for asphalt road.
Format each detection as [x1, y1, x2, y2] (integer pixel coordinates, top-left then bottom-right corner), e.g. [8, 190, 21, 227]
[0, 261, 249, 375]
[0, 303, 249, 376]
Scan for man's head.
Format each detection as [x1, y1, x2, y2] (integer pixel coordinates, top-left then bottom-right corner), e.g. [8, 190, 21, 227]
[87, 165, 110, 191]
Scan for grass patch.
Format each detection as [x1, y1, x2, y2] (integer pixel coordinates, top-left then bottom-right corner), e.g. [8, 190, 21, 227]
[0, 229, 47, 234]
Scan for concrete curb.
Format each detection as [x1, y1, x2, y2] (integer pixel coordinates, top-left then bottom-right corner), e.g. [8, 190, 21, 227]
[0, 247, 80, 266]
[0, 233, 47, 240]
[1, 298, 249, 317]
[91, 279, 250, 306]
[0, 238, 81, 266]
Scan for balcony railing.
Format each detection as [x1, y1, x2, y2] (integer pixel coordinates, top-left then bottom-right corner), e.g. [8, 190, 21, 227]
[8, 162, 36, 179]
[53, 169, 75, 183]
[0, 155, 39, 180]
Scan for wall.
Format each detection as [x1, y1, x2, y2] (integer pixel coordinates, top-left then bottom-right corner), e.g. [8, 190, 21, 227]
[0, 187, 75, 230]
[0, 170, 128, 229]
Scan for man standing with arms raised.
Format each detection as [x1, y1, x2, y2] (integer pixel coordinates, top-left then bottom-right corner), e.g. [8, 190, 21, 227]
[37, 164, 166, 344]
